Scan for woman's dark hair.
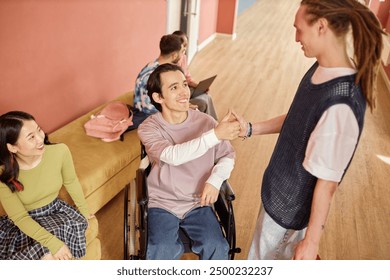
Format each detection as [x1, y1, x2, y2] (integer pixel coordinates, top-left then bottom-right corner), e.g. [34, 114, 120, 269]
[0, 111, 50, 192]
[146, 64, 185, 112]
[300, 0, 385, 110]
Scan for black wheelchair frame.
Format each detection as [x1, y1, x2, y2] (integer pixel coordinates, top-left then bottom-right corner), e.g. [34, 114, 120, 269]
[124, 144, 241, 260]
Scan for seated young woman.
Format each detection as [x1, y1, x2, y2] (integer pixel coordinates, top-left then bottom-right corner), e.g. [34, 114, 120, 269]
[0, 111, 94, 260]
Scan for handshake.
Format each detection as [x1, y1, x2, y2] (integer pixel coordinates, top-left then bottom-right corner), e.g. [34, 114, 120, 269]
[214, 109, 249, 141]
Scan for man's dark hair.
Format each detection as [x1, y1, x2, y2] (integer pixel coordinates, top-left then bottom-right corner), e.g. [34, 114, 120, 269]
[172, 30, 187, 44]
[146, 64, 185, 112]
[172, 30, 186, 37]
[159, 34, 182, 56]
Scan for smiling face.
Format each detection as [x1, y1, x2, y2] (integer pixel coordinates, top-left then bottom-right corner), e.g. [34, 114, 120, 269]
[7, 119, 45, 160]
[152, 70, 190, 123]
[294, 5, 321, 58]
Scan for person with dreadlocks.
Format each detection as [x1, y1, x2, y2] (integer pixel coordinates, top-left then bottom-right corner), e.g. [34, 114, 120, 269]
[0, 111, 94, 260]
[235, 0, 384, 259]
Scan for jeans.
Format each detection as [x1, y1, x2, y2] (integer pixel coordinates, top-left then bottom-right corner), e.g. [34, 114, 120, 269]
[147, 207, 229, 260]
[248, 205, 307, 260]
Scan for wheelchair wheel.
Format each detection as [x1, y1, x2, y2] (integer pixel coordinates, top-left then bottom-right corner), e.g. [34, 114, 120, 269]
[124, 180, 139, 259]
[227, 212, 240, 260]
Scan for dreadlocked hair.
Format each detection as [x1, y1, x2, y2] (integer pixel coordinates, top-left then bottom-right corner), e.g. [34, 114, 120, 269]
[300, 0, 385, 111]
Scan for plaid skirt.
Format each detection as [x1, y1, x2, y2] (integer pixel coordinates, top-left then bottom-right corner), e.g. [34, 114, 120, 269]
[0, 198, 87, 260]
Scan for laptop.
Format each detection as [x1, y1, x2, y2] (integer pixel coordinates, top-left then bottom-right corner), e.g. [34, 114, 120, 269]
[191, 75, 217, 98]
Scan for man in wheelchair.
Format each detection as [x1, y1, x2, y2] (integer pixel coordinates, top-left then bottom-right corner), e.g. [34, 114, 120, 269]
[137, 63, 241, 260]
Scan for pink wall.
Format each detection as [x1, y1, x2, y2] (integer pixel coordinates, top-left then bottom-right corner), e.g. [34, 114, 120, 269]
[199, 0, 219, 44]
[387, 11, 390, 31]
[0, 0, 166, 133]
[369, 0, 390, 81]
[369, 0, 390, 28]
[217, 0, 238, 35]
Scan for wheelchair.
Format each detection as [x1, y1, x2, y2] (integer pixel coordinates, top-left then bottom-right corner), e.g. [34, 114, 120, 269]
[124, 144, 241, 260]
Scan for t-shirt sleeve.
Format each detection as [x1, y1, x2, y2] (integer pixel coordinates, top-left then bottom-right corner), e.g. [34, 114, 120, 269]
[303, 104, 359, 182]
[206, 133, 236, 189]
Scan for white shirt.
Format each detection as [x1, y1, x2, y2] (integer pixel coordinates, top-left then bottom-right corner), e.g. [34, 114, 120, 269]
[303, 66, 359, 182]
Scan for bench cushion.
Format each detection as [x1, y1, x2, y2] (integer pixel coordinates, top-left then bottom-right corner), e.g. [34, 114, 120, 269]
[49, 92, 141, 214]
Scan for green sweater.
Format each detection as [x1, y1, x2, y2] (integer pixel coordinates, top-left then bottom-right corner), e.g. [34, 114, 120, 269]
[0, 143, 89, 255]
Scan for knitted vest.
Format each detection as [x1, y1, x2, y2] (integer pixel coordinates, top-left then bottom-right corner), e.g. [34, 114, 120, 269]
[262, 62, 366, 230]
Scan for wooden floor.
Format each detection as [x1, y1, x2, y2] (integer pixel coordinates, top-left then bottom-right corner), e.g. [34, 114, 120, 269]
[96, 0, 390, 260]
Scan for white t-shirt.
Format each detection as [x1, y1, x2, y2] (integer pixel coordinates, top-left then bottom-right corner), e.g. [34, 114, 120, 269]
[303, 66, 359, 182]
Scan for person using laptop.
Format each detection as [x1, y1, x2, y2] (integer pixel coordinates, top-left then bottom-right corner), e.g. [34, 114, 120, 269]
[173, 30, 218, 120]
[134, 34, 210, 118]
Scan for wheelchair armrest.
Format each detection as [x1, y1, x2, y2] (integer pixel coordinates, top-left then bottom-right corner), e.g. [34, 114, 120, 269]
[219, 180, 235, 201]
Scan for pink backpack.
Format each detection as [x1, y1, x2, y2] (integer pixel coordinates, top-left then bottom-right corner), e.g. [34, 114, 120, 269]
[84, 101, 133, 142]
